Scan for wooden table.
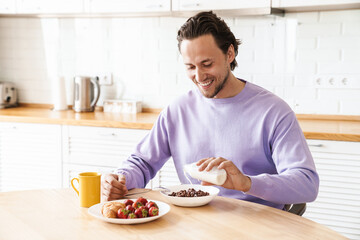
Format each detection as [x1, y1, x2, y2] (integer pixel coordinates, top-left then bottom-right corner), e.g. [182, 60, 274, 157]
[0, 188, 347, 240]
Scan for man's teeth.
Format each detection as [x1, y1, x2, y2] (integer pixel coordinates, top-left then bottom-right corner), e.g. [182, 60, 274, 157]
[198, 80, 213, 86]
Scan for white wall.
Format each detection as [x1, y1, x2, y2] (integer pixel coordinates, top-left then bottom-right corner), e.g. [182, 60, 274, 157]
[0, 9, 359, 114]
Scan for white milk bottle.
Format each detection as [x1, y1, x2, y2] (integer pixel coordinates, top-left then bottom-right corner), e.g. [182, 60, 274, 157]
[184, 162, 227, 185]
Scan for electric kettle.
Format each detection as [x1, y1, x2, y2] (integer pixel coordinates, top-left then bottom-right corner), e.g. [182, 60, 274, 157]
[73, 76, 100, 112]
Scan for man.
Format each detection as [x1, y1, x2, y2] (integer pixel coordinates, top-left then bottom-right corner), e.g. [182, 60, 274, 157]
[102, 11, 319, 210]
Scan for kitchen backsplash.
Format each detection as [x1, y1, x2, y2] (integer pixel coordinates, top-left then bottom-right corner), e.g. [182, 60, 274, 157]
[0, 9, 359, 114]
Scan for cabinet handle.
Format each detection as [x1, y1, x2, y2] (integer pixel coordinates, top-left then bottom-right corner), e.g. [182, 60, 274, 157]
[146, 4, 163, 9]
[97, 132, 117, 137]
[181, 3, 200, 8]
[308, 144, 323, 147]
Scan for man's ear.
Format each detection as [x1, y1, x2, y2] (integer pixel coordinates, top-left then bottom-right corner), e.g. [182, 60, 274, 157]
[227, 44, 235, 63]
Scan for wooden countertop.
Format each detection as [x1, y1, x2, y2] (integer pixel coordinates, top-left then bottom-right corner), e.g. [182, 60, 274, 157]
[0, 107, 359, 141]
[296, 114, 360, 142]
[0, 107, 158, 130]
[0, 188, 347, 240]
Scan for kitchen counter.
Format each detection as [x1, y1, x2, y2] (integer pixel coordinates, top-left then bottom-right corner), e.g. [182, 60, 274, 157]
[0, 107, 359, 141]
[0, 107, 158, 130]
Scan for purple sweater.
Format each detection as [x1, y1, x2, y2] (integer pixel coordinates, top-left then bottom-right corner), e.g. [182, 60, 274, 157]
[117, 80, 319, 209]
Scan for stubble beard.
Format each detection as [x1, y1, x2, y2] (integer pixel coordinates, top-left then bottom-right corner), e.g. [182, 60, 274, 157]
[203, 69, 230, 99]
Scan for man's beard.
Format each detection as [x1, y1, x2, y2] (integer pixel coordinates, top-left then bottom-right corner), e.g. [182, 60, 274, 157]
[204, 70, 230, 98]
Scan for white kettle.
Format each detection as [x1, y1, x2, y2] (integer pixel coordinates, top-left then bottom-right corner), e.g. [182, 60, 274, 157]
[73, 76, 100, 112]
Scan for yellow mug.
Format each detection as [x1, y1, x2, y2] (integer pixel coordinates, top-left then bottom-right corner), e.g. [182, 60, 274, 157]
[71, 172, 101, 208]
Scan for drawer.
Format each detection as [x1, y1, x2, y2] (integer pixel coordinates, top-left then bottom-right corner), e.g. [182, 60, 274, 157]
[307, 139, 360, 155]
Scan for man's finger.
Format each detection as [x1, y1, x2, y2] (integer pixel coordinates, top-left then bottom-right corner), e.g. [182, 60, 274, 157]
[105, 174, 123, 189]
[205, 157, 226, 171]
[197, 157, 216, 171]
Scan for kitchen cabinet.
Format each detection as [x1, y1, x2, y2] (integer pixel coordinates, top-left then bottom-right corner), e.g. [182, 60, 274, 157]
[1, 0, 359, 16]
[87, 0, 171, 14]
[1, 0, 171, 16]
[16, 0, 84, 14]
[272, 0, 360, 12]
[151, 159, 181, 188]
[0, 122, 62, 192]
[0, 0, 16, 14]
[172, 0, 270, 11]
[304, 140, 360, 240]
[171, 0, 274, 16]
[61, 125, 182, 189]
[61, 125, 151, 187]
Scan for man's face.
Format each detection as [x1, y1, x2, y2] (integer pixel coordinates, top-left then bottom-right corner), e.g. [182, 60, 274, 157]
[180, 34, 232, 99]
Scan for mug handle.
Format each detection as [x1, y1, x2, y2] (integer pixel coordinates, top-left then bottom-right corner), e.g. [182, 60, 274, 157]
[71, 178, 80, 196]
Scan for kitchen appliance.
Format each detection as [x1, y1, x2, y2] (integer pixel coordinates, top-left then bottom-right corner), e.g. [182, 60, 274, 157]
[0, 82, 18, 108]
[73, 76, 100, 112]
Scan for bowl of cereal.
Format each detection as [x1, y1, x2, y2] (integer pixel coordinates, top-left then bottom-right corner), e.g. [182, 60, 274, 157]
[159, 184, 220, 207]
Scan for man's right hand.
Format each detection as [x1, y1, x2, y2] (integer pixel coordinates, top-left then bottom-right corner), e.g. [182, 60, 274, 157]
[101, 173, 128, 201]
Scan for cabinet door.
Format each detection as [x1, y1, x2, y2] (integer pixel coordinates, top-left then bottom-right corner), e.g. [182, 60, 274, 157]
[272, 0, 360, 11]
[172, 0, 270, 11]
[0, 0, 16, 13]
[62, 125, 149, 168]
[0, 122, 62, 192]
[305, 140, 360, 240]
[89, 0, 170, 13]
[151, 158, 181, 188]
[62, 125, 151, 188]
[16, 0, 84, 14]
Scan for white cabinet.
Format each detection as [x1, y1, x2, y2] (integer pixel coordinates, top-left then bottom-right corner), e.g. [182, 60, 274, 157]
[0, 0, 16, 13]
[305, 140, 360, 240]
[88, 0, 171, 14]
[61, 125, 150, 187]
[152, 159, 181, 188]
[172, 0, 270, 11]
[0, 122, 62, 192]
[61, 125, 181, 189]
[16, 0, 84, 14]
[171, 0, 275, 16]
[272, 0, 360, 12]
[1, 0, 171, 16]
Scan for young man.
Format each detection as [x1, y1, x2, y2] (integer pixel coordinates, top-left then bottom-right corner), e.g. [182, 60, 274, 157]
[102, 11, 319, 210]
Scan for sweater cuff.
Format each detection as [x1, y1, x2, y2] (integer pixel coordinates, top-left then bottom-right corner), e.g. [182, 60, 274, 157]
[114, 169, 136, 190]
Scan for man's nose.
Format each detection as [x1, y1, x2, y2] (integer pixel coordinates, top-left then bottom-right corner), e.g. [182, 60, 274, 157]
[195, 69, 205, 82]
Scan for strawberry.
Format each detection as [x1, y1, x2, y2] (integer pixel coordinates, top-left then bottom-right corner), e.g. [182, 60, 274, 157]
[126, 204, 135, 213]
[134, 206, 148, 218]
[137, 197, 148, 206]
[117, 208, 130, 219]
[145, 201, 158, 210]
[132, 201, 143, 209]
[148, 207, 159, 217]
[127, 212, 137, 219]
[124, 199, 134, 206]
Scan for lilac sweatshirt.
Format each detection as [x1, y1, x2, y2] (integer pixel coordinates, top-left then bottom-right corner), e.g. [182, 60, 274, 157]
[117, 80, 319, 209]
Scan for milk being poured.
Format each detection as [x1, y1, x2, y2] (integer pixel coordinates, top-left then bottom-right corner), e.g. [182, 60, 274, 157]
[183, 163, 227, 185]
[184, 169, 194, 185]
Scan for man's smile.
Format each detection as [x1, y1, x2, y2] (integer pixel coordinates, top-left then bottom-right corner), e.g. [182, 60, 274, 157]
[197, 79, 214, 88]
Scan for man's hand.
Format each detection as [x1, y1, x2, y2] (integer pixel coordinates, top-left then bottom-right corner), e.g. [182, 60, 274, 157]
[196, 157, 252, 192]
[101, 173, 128, 201]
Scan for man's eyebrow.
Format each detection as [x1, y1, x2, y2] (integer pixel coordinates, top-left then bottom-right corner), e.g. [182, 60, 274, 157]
[201, 58, 212, 63]
[184, 59, 213, 65]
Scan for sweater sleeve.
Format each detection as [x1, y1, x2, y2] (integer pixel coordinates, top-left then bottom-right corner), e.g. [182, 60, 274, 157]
[115, 110, 171, 189]
[246, 111, 319, 204]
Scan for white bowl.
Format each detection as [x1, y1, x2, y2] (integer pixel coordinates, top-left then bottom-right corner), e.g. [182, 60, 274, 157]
[160, 184, 220, 207]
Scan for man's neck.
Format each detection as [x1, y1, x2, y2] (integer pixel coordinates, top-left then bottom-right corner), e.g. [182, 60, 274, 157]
[214, 73, 245, 99]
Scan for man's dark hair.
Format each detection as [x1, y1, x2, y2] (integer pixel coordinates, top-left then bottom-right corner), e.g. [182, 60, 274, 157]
[177, 11, 241, 71]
